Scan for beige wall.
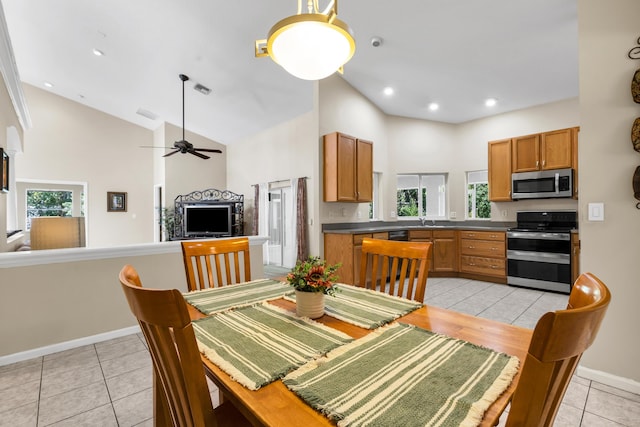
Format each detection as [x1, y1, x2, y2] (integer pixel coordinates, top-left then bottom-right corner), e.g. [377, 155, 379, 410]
[227, 108, 320, 253]
[163, 122, 227, 206]
[14, 85, 156, 247]
[0, 239, 265, 359]
[319, 75, 391, 223]
[576, 0, 640, 383]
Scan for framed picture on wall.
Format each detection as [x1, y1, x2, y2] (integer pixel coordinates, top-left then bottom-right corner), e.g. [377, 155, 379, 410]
[107, 191, 127, 212]
[1, 148, 8, 192]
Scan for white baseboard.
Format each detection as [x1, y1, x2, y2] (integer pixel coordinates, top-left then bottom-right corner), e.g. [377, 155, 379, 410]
[577, 365, 640, 395]
[0, 326, 141, 367]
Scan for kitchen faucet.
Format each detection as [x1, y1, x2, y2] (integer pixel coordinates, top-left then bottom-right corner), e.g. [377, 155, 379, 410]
[419, 217, 427, 226]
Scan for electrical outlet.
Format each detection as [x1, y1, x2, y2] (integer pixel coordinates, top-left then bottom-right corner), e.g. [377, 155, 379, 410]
[390, 211, 396, 218]
[501, 210, 508, 218]
[450, 211, 457, 219]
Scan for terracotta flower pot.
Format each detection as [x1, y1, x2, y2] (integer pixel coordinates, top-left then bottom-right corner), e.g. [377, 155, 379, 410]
[295, 290, 325, 319]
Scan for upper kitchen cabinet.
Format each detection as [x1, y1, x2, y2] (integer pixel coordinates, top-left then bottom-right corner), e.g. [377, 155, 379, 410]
[323, 132, 373, 202]
[512, 128, 574, 173]
[488, 139, 513, 202]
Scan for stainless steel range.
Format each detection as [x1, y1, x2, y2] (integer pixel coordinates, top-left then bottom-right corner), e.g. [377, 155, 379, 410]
[507, 210, 578, 294]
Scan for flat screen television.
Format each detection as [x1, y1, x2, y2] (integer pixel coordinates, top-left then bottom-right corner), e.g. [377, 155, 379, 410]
[183, 204, 232, 237]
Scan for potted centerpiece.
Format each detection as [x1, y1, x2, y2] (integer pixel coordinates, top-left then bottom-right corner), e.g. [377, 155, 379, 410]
[286, 256, 341, 319]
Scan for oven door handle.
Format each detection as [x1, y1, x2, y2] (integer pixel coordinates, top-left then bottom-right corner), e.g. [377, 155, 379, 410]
[555, 172, 560, 194]
[507, 231, 570, 241]
[507, 250, 570, 264]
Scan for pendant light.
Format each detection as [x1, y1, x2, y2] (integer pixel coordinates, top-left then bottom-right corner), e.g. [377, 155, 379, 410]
[255, 0, 356, 80]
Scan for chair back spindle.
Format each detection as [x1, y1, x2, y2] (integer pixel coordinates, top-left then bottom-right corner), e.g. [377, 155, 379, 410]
[181, 237, 251, 291]
[358, 238, 432, 302]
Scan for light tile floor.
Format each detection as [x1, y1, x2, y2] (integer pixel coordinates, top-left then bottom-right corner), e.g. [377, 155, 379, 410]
[1, 277, 638, 426]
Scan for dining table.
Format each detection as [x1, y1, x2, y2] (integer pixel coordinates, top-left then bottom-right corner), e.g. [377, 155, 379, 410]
[186, 285, 534, 427]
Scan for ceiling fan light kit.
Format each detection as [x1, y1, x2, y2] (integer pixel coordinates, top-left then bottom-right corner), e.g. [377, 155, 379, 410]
[255, 0, 355, 80]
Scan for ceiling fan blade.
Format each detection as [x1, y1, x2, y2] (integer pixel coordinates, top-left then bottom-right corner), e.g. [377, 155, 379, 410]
[140, 145, 173, 149]
[163, 149, 180, 157]
[189, 150, 210, 160]
[193, 148, 223, 153]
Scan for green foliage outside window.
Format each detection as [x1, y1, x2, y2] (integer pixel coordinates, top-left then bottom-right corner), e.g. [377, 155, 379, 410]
[467, 183, 490, 219]
[27, 190, 72, 218]
[397, 189, 419, 216]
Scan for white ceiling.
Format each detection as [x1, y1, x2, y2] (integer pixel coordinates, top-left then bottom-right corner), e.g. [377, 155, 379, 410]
[2, 0, 578, 146]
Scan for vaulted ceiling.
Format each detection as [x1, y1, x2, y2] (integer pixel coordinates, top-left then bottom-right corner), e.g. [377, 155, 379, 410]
[2, 0, 578, 145]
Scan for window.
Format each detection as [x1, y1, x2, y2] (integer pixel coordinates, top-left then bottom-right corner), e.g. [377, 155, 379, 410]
[369, 172, 381, 220]
[396, 174, 447, 218]
[26, 190, 73, 230]
[467, 170, 490, 219]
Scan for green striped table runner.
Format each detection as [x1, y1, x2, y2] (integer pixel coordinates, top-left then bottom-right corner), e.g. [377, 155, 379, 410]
[286, 284, 423, 329]
[193, 303, 353, 390]
[283, 323, 520, 427]
[183, 278, 291, 315]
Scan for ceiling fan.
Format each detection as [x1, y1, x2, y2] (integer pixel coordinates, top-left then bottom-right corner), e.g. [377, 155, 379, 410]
[144, 74, 222, 160]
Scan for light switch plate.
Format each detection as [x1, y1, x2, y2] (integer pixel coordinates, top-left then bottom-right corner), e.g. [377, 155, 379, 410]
[588, 203, 604, 221]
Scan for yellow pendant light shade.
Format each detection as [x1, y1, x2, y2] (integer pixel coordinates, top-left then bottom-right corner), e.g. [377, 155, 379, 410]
[256, 0, 356, 81]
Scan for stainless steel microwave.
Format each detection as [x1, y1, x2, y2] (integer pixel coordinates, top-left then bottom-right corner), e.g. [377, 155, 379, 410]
[511, 168, 573, 200]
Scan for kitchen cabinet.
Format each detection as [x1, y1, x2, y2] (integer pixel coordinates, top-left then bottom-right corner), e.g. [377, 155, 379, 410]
[432, 230, 457, 272]
[408, 230, 457, 273]
[512, 128, 574, 173]
[488, 139, 513, 202]
[408, 230, 433, 272]
[324, 231, 388, 285]
[459, 230, 506, 280]
[323, 132, 373, 202]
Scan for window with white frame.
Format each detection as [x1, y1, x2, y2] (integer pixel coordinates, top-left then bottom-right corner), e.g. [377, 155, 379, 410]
[396, 174, 447, 218]
[466, 170, 490, 219]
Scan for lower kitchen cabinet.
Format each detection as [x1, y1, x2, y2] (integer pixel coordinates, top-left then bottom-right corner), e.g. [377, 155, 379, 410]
[324, 227, 507, 286]
[432, 230, 457, 272]
[324, 232, 388, 285]
[408, 230, 457, 273]
[458, 230, 506, 281]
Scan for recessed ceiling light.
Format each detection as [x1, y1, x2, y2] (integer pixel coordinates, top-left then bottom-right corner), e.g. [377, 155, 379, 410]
[428, 102, 439, 111]
[43, 81, 53, 88]
[92, 48, 104, 56]
[383, 87, 394, 96]
[485, 98, 498, 107]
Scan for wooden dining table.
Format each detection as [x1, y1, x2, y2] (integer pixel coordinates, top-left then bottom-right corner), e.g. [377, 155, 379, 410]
[187, 295, 533, 427]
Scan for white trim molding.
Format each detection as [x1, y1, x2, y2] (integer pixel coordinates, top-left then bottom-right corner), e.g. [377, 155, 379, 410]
[0, 2, 32, 130]
[0, 326, 141, 367]
[577, 365, 640, 396]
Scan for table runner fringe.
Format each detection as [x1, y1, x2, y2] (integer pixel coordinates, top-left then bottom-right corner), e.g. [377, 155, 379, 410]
[197, 341, 259, 390]
[458, 357, 520, 427]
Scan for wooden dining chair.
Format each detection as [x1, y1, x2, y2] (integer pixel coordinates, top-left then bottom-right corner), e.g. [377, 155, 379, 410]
[358, 238, 432, 302]
[118, 265, 251, 427]
[505, 272, 611, 427]
[181, 237, 251, 291]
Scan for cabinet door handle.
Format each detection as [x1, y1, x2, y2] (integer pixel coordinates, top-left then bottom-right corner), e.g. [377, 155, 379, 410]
[468, 246, 475, 249]
[536, 160, 539, 167]
[542, 160, 546, 167]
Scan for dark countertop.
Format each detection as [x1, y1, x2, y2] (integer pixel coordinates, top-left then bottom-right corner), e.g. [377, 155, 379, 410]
[322, 221, 515, 234]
